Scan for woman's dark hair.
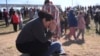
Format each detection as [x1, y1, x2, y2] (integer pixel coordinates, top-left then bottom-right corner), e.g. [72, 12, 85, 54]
[12, 11, 15, 15]
[38, 11, 54, 21]
[44, 0, 50, 5]
[16, 10, 21, 15]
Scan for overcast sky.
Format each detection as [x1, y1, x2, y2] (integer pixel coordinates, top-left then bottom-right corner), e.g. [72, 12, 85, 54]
[0, 0, 100, 10]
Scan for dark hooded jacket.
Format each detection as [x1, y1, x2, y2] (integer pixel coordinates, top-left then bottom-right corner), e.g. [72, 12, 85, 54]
[68, 10, 78, 27]
[16, 18, 52, 54]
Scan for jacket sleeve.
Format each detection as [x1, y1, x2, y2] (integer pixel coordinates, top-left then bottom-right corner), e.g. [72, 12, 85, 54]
[32, 22, 53, 43]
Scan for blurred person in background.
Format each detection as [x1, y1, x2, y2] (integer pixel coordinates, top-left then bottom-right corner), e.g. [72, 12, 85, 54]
[42, 0, 61, 40]
[17, 10, 23, 30]
[66, 9, 78, 41]
[3, 9, 9, 27]
[94, 8, 100, 34]
[0, 9, 3, 20]
[11, 11, 19, 32]
[77, 11, 86, 41]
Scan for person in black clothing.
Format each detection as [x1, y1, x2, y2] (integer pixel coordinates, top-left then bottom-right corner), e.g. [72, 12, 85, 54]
[16, 11, 66, 56]
[9, 7, 14, 18]
[3, 9, 9, 27]
[94, 11, 100, 34]
[0, 10, 3, 20]
[84, 12, 90, 30]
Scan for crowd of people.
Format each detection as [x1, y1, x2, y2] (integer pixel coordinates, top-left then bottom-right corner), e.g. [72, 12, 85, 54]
[0, 0, 100, 56]
[0, 6, 40, 32]
[0, 7, 23, 32]
[63, 5, 100, 39]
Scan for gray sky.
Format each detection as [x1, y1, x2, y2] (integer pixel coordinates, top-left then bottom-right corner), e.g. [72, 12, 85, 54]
[0, 0, 100, 10]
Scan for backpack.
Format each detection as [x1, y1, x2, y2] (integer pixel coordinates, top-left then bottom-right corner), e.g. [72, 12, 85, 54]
[12, 14, 19, 24]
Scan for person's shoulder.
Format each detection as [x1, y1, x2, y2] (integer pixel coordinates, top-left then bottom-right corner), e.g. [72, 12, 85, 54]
[26, 18, 41, 26]
[26, 18, 37, 24]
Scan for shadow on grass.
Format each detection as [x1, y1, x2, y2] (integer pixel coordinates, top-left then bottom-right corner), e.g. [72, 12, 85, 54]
[0, 26, 6, 28]
[63, 39, 85, 46]
[0, 31, 15, 35]
[0, 20, 5, 26]
[0, 19, 30, 35]
[96, 31, 100, 35]
[0, 23, 5, 26]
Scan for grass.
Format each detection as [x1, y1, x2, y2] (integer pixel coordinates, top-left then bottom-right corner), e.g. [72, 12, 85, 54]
[0, 18, 99, 36]
[0, 18, 30, 35]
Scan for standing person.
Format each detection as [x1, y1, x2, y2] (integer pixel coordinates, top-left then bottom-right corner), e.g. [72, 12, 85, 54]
[67, 9, 78, 41]
[21, 7, 24, 18]
[64, 7, 70, 34]
[42, 1, 66, 56]
[94, 10, 100, 33]
[11, 11, 19, 32]
[98, 11, 100, 34]
[3, 9, 9, 27]
[77, 11, 86, 41]
[42, 0, 61, 39]
[16, 11, 66, 56]
[33, 8, 39, 19]
[0, 10, 3, 20]
[84, 12, 90, 30]
[60, 14, 65, 35]
[17, 10, 23, 30]
[29, 8, 35, 20]
[9, 7, 14, 18]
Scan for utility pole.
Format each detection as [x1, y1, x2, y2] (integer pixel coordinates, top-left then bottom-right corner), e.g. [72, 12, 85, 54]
[6, 0, 8, 11]
[26, 0, 29, 7]
[72, 0, 73, 7]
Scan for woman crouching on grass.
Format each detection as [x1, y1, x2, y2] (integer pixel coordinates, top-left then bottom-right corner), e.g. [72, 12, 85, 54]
[16, 11, 67, 56]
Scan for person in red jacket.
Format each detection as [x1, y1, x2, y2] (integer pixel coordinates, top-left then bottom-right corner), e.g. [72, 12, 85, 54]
[11, 11, 19, 32]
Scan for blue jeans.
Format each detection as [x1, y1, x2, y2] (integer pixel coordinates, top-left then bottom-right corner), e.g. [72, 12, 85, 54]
[44, 41, 65, 56]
